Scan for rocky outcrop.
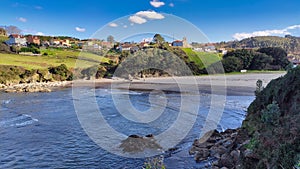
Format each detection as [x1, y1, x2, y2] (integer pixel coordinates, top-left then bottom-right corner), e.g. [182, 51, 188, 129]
[190, 129, 250, 168]
[2, 81, 70, 93]
[119, 134, 162, 153]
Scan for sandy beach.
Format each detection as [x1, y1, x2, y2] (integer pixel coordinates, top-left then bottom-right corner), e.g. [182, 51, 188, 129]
[1, 72, 284, 94]
[72, 72, 285, 96]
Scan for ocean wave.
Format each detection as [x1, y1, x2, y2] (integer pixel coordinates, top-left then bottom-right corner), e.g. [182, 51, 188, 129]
[0, 114, 38, 128]
[2, 99, 12, 105]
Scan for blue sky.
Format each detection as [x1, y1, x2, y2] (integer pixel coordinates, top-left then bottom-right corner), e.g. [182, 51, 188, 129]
[1, 0, 300, 42]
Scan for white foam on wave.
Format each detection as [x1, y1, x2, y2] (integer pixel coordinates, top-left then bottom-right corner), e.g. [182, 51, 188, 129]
[2, 99, 12, 104]
[14, 120, 34, 127]
[110, 90, 144, 96]
[0, 114, 38, 128]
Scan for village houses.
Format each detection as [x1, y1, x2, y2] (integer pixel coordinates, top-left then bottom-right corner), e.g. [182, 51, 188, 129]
[27, 35, 41, 45]
[171, 37, 191, 48]
[6, 34, 27, 46]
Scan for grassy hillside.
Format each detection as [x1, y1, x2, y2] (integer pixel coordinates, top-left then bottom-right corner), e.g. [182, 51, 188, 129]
[182, 48, 221, 68]
[0, 49, 109, 70]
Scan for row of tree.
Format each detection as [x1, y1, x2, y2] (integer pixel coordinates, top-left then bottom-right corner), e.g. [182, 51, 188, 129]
[220, 47, 290, 73]
[85, 47, 290, 79]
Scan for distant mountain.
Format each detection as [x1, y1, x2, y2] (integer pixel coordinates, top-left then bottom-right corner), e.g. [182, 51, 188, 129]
[218, 35, 300, 58]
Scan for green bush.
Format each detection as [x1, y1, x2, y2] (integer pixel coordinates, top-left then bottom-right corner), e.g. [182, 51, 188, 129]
[261, 101, 280, 125]
[20, 47, 40, 54]
[242, 67, 300, 168]
[48, 64, 73, 81]
[0, 65, 25, 84]
[222, 56, 243, 72]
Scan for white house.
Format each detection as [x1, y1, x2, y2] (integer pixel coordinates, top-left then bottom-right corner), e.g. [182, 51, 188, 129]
[218, 48, 228, 55]
[204, 46, 217, 53]
[6, 34, 27, 46]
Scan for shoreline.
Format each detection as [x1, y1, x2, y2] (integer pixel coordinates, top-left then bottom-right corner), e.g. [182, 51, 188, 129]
[1, 72, 285, 95]
[0, 81, 71, 93]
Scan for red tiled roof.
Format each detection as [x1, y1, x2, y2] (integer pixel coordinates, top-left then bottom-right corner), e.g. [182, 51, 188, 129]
[173, 40, 183, 43]
[121, 44, 133, 48]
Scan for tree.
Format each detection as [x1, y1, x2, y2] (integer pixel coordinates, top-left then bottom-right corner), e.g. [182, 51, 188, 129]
[222, 56, 243, 73]
[223, 49, 255, 69]
[4, 25, 21, 35]
[107, 35, 114, 43]
[153, 34, 165, 44]
[258, 47, 290, 70]
[249, 52, 273, 70]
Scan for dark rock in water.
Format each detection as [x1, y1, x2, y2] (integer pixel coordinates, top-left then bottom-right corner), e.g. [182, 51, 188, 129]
[128, 134, 142, 139]
[145, 134, 154, 138]
[119, 134, 162, 153]
[194, 148, 210, 162]
[190, 129, 241, 167]
[167, 147, 178, 152]
[190, 128, 248, 168]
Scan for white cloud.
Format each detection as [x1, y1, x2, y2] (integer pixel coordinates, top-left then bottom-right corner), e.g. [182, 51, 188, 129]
[129, 15, 147, 24]
[123, 25, 128, 28]
[286, 25, 300, 30]
[109, 23, 118, 27]
[136, 11, 165, 20]
[232, 25, 300, 40]
[128, 11, 164, 25]
[142, 37, 153, 42]
[169, 3, 175, 7]
[75, 27, 86, 32]
[36, 32, 44, 36]
[18, 17, 27, 22]
[150, 0, 165, 8]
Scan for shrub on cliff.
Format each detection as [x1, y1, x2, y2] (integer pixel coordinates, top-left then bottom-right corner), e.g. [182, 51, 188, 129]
[80, 65, 107, 79]
[241, 66, 300, 168]
[48, 64, 73, 81]
[0, 65, 25, 84]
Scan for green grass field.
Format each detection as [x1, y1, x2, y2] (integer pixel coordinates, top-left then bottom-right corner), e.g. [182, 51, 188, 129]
[182, 48, 221, 68]
[0, 49, 110, 70]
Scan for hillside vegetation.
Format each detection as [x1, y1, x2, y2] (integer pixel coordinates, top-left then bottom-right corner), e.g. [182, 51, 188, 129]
[191, 67, 300, 168]
[208, 47, 291, 73]
[240, 66, 300, 168]
[220, 35, 300, 58]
